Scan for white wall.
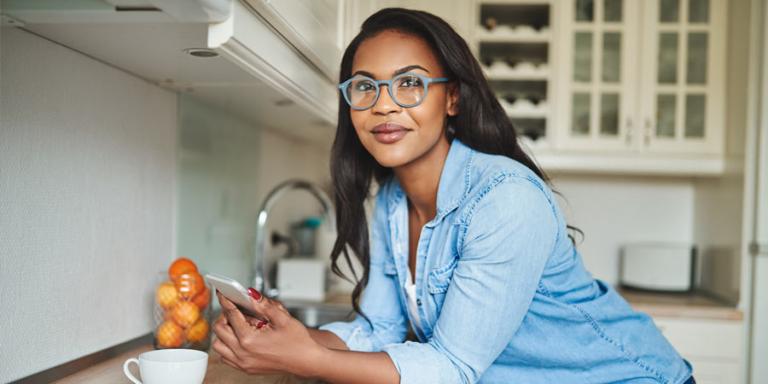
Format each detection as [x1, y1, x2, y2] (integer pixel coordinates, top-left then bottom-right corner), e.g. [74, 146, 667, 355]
[176, 93, 332, 291]
[550, 174, 695, 285]
[0, 28, 177, 382]
[688, 0, 751, 305]
[176, 94, 263, 286]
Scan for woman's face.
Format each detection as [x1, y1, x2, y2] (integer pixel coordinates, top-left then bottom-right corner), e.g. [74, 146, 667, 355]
[349, 29, 458, 168]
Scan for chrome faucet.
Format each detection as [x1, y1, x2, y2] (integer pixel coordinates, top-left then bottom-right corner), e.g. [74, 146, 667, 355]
[252, 179, 335, 298]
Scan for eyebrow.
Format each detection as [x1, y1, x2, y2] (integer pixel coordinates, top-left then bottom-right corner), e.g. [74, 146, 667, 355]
[352, 65, 431, 78]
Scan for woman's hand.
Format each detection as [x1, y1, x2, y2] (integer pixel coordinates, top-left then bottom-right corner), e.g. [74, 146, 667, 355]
[211, 289, 325, 378]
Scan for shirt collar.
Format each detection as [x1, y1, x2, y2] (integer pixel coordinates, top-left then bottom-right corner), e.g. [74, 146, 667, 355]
[387, 138, 474, 226]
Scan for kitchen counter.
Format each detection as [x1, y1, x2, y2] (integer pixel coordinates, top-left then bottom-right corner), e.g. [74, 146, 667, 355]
[50, 294, 357, 383]
[51, 290, 741, 382]
[617, 287, 743, 321]
[53, 343, 316, 384]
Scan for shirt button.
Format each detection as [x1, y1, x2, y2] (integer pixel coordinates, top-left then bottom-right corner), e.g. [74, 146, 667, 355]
[416, 299, 422, 306]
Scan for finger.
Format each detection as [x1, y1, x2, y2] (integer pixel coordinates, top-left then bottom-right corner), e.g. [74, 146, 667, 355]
[212, 339, 241, 367]
[212, 316, 246, 354]
[215, 313, 228, 327]
[217, 292, 258, 342]
[245, 316, 269, 329]
[246, 288, 290, 328]
[216, 290, 239, 311]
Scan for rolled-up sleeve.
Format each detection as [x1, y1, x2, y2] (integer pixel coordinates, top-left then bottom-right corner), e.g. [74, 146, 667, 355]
[319, 188, 408, 352]
[381, 176, 558, 383]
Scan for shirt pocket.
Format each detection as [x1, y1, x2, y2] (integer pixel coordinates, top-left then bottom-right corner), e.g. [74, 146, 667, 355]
[383, 260, 398, 277]
[427, 257, 458, 294]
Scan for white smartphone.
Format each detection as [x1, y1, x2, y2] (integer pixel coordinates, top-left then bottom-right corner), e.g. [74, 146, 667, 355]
[205, 273, 267, 321]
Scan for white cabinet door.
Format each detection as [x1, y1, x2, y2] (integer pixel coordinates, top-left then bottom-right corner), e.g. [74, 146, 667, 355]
[653, 317, 743, 383]
[557, 0, 726, 157]
[209, 1, 338, 124]
[558, 0, 641, 152]
[244, 0, 345, 81]
[639, 0, 726, 155]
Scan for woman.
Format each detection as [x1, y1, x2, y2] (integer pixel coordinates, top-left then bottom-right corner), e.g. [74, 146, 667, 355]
[212, 8, 695, 384]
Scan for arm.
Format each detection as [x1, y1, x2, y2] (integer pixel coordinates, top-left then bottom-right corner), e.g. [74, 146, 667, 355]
[213, 292, 400, 383]
[380, 176, 558, 383]
[305, 350, 399, 384]
[307, 328, 349, 350]
[211, 187, 406, 382]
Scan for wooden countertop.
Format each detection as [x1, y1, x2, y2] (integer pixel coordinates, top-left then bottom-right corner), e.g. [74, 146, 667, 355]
[53, 343, 316, 384]
[616, 287, 743, 321]
[51, 289, 741, 382]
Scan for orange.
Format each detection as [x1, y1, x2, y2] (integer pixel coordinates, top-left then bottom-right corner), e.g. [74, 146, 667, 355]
[186, 318, 209, 343]
[156, 320, 185, 348]
[174, 272, 205, 300]
[155, 281, 178, 310]
[171, 301, 200, 328]
[191, 287, 211, 310]
[168, 257, 198, 281]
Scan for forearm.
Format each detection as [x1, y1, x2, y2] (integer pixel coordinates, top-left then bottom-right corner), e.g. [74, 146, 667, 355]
[305, 348, 399, 384]
[307, 328, 350, 350]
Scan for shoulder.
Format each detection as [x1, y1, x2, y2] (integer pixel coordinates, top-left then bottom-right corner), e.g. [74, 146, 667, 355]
[458, 150, 557, 228]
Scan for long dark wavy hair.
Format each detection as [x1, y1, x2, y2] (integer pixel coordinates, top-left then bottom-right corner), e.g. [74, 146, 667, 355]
[329, 8, 581, 324]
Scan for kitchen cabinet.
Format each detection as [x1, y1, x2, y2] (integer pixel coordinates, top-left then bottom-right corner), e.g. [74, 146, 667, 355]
[555, 0, 726, 157]
[469, 0, 728, 174]
[556, 0, 639, 152]
[243, 0, 345, 82]
[208, 0, 339, 125]
[619, 288, 745, 384]
[471, 0, 556, 151]
[653, 317, 743, 383]
[353, 0, 731, 174]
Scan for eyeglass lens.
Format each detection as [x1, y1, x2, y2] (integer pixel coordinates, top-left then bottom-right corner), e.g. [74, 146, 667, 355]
[346, 75, 425, 109]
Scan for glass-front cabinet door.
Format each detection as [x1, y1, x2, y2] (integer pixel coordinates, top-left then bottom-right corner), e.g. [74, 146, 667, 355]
[640, 0, 725, 154]
[558, 0, 640, 151]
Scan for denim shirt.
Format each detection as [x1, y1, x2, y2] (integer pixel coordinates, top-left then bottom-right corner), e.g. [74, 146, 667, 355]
[319, 139, 692, 384]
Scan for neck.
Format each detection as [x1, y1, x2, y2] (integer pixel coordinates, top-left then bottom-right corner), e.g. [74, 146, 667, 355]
[393, 136, 451, 223]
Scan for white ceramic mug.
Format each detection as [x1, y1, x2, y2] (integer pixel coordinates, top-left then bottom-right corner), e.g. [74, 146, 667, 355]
[123, 349, 208, 384]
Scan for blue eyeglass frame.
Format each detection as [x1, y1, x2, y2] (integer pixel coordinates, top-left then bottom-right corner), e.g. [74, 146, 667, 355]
[338, 72, 450, 111]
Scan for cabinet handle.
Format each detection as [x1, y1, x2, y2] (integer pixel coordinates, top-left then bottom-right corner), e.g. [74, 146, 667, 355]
[644, 118, 652, 146]
[625, 118, 633, 146]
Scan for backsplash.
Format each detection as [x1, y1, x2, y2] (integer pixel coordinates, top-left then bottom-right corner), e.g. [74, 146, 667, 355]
[176, 94, 332, 297]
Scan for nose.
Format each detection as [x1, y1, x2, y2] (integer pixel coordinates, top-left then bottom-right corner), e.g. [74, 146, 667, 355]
[371, 84, 401, 115]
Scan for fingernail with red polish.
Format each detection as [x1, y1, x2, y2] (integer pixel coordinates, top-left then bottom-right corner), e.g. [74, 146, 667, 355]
[256, 320, 267, 329]
[247, 287, 262, 301]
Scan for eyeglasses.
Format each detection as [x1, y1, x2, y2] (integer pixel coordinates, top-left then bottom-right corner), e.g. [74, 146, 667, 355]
[338, 72, 450, 111]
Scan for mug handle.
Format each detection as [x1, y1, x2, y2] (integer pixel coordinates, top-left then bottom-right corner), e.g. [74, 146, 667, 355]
[122, 358, 142, 384]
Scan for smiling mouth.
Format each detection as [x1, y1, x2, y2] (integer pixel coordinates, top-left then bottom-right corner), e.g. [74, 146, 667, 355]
[371, 123, 411, 144]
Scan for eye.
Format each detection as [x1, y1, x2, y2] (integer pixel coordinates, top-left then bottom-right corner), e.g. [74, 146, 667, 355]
[353, 79, 375, 92]
[397, 75, 423, 88]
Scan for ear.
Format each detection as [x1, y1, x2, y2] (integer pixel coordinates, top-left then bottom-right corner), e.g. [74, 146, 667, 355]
[445, 82, 459, 116]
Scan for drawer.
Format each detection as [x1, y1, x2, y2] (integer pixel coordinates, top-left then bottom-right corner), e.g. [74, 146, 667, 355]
[652, 317, 743, 359]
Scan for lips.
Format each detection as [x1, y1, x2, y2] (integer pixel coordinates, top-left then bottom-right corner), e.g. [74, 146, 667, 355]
[371, 122, 411, 144]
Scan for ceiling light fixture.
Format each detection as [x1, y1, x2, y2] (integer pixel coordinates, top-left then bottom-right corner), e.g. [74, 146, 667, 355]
[183, 48, 219, 58]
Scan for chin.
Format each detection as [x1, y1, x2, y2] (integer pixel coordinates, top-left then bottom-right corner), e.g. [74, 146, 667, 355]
[367, 144, 417, 168]
[371, 151, 413, 168]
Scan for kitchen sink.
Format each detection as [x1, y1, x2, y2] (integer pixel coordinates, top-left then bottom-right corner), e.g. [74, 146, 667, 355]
[283, 300, 355, 328]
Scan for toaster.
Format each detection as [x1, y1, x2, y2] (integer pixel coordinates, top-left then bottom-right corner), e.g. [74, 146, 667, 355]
[619, 243, 697, 292]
